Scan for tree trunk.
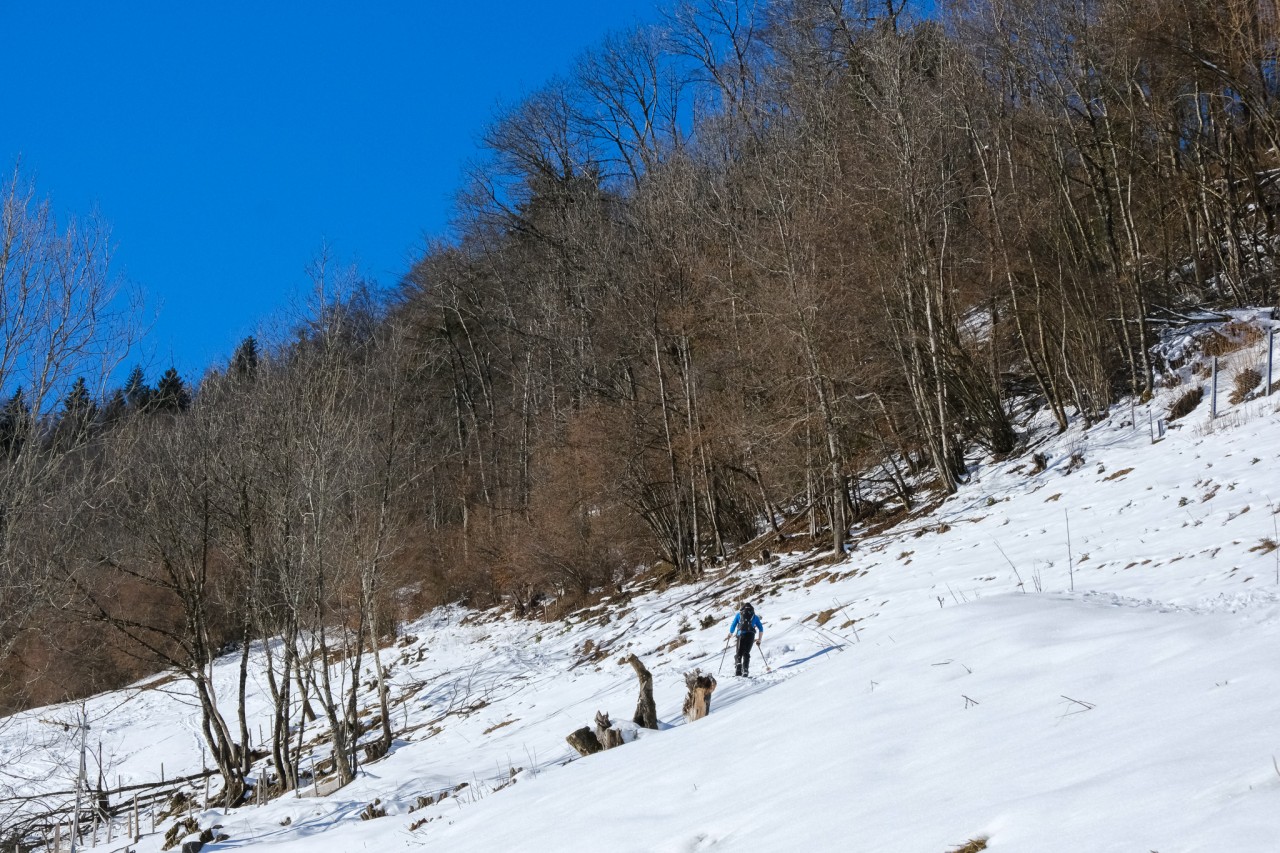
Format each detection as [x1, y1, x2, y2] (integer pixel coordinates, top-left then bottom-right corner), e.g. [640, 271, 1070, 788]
[628, 654, 658, 729]
[594, 711, 625, 750]
[566, 727, 604, 756]
[236, 625, 252, 775]
[682, 670, 716, 722]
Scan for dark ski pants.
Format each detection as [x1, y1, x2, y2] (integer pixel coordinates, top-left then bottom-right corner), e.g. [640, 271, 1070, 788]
[734, 632, 755, 676]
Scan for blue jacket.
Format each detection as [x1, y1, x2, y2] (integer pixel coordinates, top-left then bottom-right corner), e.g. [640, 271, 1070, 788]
[728, 612, 763, 636]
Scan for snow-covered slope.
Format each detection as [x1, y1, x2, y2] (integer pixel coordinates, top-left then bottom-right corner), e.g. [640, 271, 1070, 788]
[6, 329, 1280, 852]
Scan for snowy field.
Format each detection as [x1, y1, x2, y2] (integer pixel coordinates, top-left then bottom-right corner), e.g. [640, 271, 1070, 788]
[5, 324, 1280, 852]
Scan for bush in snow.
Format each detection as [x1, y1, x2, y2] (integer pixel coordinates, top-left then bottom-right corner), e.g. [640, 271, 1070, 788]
[1229, 367, 1262, 405]
[1168, 387, 1204, 421]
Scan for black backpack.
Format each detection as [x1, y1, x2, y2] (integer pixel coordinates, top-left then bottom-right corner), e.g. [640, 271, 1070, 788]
[738, 603, 756, 634]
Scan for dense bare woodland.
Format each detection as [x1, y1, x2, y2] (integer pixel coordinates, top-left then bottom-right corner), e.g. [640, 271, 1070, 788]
[4, 0, 1280, 806]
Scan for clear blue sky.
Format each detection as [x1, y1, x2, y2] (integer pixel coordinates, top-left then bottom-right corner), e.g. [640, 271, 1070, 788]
[1, 1, 660, 382]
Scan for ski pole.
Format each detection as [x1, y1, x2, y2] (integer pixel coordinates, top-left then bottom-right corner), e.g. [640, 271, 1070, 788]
[717, 636, 731, 675]
[757, 639, 772, 674]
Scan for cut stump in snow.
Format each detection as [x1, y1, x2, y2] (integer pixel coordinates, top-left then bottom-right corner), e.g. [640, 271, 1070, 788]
[595, 711, 625, 750]
[682, 669, 716, 722]
[362, 739, 390, 763]
[680, 666, 721, 722]
[566, 726, 604, 756]
[628, 653, 658, 729]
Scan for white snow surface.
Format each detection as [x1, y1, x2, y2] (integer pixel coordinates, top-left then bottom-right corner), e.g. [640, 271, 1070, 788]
[7, 355, 1280, 851]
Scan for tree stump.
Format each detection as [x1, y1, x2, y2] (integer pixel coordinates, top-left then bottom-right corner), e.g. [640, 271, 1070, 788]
[594, 711, 624, 750]
[627, 653, 658, 729]
[565, 726, 604, 756]
[162, 817, 198, 850]
[362, 739, 389, 763]
[682, 669, 716, 722]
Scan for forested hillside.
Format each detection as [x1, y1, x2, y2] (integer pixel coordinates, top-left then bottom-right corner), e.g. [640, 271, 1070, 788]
[3, 0, 1280, 815]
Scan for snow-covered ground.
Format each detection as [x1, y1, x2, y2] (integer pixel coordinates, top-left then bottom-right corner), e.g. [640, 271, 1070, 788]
[5, 325, 1280, 852]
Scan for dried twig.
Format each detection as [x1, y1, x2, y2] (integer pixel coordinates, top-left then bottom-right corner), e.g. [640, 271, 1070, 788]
[993, 540, 1025, 592]
[1058, 695, 1095, 719]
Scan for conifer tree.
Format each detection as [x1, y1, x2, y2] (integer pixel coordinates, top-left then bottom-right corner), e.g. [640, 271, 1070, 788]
[55, 377, 97, 448]
[0, 388, 31, 458]
[154, 367, 191, 413]
[100, 388, 129, 426]
[230, 336, 260, 382]
[124, 365, 154, 412]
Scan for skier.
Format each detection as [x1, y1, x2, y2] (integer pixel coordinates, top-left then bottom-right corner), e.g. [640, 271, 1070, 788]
[726, 602, 764, 677]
